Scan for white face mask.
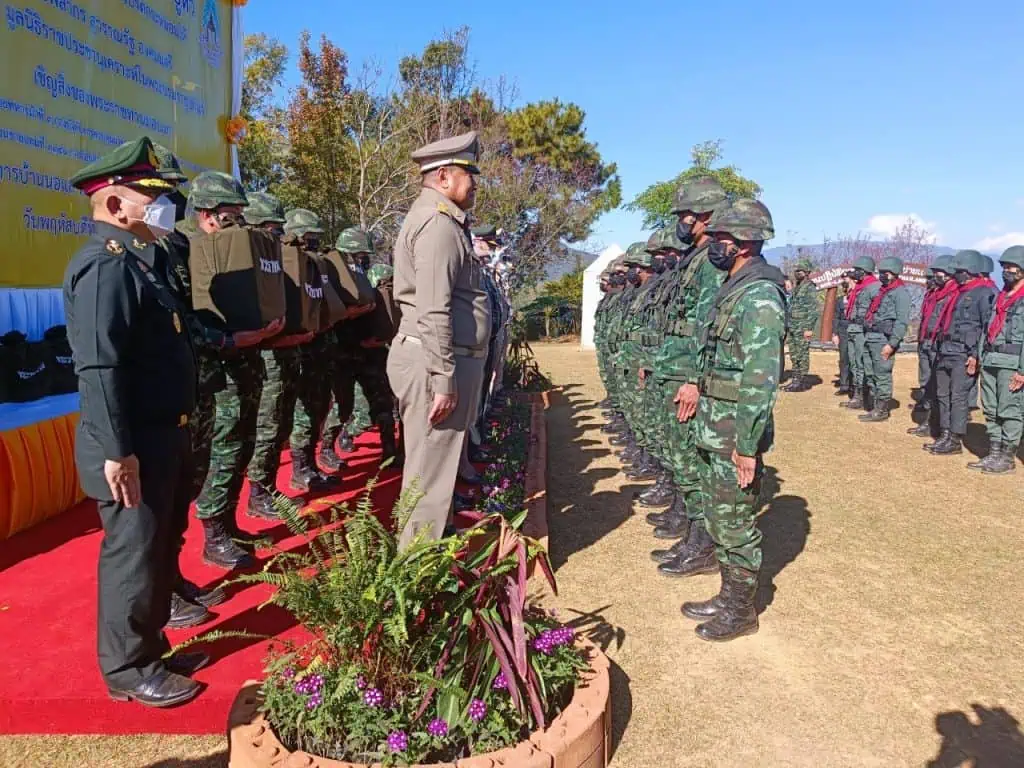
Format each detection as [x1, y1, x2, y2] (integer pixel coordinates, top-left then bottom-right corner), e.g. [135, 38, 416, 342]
[139, 195, 177, 237]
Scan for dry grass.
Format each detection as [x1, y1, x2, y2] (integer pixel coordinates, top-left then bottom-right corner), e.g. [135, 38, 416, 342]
[6, 344, 1023, 767]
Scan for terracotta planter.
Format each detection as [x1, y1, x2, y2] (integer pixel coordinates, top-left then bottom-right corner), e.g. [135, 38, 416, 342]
[227, 640, 610, 768]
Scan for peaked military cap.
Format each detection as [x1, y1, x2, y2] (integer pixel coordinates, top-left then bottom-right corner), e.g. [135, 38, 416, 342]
[335, 227, 373, 253]
[152, 143, 188, 183]
[999, 245, 1024, 270]
[671, 176, 728, 215]
[244, 191, 286, 225]
[931, 254, 954, 275]
[412, 131, 481, 174]
[189, 171, 248, 210]
[285, 208, 325, 237]
[706, 199, 775, 242]
[623, 241, 653, 267]
[70, 136, 174, 195]
[471, 224, 499, 244]
[878, 256, 904, 275]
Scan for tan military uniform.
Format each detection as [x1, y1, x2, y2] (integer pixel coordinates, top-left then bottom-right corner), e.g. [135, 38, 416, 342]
[388, 185, 491, 547]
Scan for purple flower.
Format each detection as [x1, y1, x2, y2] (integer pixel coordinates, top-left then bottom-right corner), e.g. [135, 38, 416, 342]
[363, 687, 384, 708]
[387, 730, 408, 753]
[493, 672, 508, 690]
[294, 674, 325, 696]
[281, 667, 296, 680]
[306, 693, 322, 710]
[427, 718, 449, 737]
[355, 675, 367, 690]
[468, 698, 487, 722]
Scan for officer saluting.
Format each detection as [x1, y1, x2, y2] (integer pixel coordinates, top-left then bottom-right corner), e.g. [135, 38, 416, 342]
[388, 132, 491, 548]
[64, 137, 206, 708]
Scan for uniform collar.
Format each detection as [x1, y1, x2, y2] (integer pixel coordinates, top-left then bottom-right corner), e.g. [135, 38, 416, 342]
[92, 221, 157, 267]
[419, 186, 469, 225]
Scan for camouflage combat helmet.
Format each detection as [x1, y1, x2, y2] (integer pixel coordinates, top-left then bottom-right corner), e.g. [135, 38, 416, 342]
[645, 228, 664, 254]
[952, 249, 985, 275]
[611, 255, 628, 271]
[622, 241, 653, 268]
[999, 245, 1024, 270]
[931, 254, 955, 276]
[980, 254, 995, 274]
[243, 191, 286, 225]
[152, 143, 187, 184]
[284, 208, 324, 237]
[188, 170, 248, 210]
[877, 256, 904, 275]
[671, 175, 728, 215]
[852, 256, 876, 273]
[367, 263, 394, 288]
[706, 199, 775, 242]
[660, 215, 686, 252]
[335, 227, 374, 254]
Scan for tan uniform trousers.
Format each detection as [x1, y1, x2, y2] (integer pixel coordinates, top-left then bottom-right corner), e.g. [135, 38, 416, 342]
[387, 335, 486, 548]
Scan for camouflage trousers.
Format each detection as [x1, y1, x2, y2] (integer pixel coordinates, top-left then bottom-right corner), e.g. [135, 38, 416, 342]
[188, 389, 217, 501]
[195, 351, 265, 520]
[323, 345, 394, 447]
[291, 337, 333, 455]
[787, 332, 811, 376]
[247, 347, 301, 489]
[864, 335, 895, 402]
[659, 378, 704, 521]
[847, 331, 867, 389]
[981, 365, 1024, 447]
[697, 447, 762, 585]
[638, 370, 666, 462]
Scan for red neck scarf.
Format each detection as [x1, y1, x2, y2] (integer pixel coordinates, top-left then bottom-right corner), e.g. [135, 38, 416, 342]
[922, 281, 958, 340]
[845, 274, 879, 320]
[938, 277, 996, 335]
[987, 284, 1024, 344]
[865, 278, 904, 324]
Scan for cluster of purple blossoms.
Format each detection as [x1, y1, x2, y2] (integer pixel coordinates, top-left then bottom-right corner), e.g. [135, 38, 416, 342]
[531, 626, 575, 655]
[281, 667, 296, 680]
[293, 673, 324, 710]
[387, 730, 408, 753]
[493, 672, 508, 690]
[468, 698, 488, 722]
[355, 674, 367, 690]
[427, 718, 449, 738]
[363, 687, 384, 708]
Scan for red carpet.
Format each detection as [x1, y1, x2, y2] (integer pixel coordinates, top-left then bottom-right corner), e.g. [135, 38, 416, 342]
[0, 431, 407, 735]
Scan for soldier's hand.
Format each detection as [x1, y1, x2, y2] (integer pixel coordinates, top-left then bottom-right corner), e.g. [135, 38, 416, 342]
[637, 369, 646, 388]
[731, 450, 757, 489]
[429, 392, 458, 425]
[675, 383, 699, 422]
[234, 317, 285, 348]
[1010, 373, 1024, 392]
[832, 334, 840, 346]
[966, 356, 978, 376]
[803, 330, 814, 340]
[882, 344, 895, 360]
[105, 455, 141, 508]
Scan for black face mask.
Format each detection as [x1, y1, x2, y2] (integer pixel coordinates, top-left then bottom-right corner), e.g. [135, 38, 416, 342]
[168, 190, 188, 223]
[1003, 270, 1021, 288]
[676, 219, 696, 246]
[852, 268, 866, 282]
[879, 273, 893, 287]
[355, 256, 370, 272]
[953, 271, 970, 286]
[925, 277, 937, 291]
[610, 272, 626, 287]
[626, 267, 641, 286]
[653, 260, 666, 275]
[663, 254, 678, 270]
[707, 242, 737, 272]
[304, 238, 322, 252]
[267, 226, 285, 238]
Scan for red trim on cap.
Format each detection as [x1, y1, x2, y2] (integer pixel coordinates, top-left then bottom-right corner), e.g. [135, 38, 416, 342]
[78, 165, 164, 196]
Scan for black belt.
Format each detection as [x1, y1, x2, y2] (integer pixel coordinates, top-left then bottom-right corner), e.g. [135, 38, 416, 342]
[986, 343, 1023, 355]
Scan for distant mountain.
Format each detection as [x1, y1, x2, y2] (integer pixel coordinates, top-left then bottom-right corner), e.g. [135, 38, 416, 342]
[543, 245, 599, 282]
[764, 243, 956, 267]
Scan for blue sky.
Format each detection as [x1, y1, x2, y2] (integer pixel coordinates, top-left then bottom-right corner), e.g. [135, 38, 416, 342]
[244, 0, 1024, 255]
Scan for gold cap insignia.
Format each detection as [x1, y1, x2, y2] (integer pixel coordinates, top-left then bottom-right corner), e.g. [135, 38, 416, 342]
[132, 238, 148, 250]
[105, 239, 125, 255]
[147, 147, 159, 168]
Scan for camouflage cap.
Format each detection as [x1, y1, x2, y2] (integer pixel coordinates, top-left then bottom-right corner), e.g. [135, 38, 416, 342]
[878, 256, 904, 275]
[188, 170, 248, 210]
[623, 241, 653, 268]
[705, 199, 775, 242]
[999, 245, 1024, 270]
[243, 191, 286, 225]
[335, 227, 373, 254]
[645, 228, 665, 254]
[151, 143, 187, 183]
[952, 249, 985, 275]
[284, 208, 325, 237]
[794, 257, 814, 273]
[852, 256, 876, 273]
[367, 263, 394, 288]
[931, 254, 955, 275]
[671, 176, 728, 215]
[980, 254, 995, 274]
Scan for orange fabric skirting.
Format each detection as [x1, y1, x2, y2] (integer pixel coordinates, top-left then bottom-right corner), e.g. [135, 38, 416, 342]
[0, 414, 85, 540]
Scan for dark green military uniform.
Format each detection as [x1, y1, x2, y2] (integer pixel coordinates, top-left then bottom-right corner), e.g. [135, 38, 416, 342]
[860, 256, 911, 421]
[782, 257, 819, 392]
[64, 138, 201, 705]
[909, 256, 957, 438]
[841, 257, 881, 410]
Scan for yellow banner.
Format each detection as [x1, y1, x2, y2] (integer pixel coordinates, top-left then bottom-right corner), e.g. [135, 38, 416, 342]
[1, 0, 236, 287]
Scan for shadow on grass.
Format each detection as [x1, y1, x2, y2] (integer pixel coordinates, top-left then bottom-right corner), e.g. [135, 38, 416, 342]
[755, 467, 811, 615]
[144, 753, 228, 768]
[927, 704, 1024, 767]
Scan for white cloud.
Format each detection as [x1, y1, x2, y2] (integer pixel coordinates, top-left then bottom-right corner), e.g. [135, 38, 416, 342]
[866, 213, 938, 243]
[973, 232, 1024, 253]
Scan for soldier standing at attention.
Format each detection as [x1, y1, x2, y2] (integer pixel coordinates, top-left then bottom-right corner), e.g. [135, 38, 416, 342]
[389, 132, 491, 547]
[840, 257, 881, 411]
[782, 256, 819, 392]
[909, 256, 958, 438]
[926, 250, 996, 456]
[913, 263, 942, 418]
[860, 256, 911, 422]
[680, 199, 786, 641]
[832, 273, 853, 395]
[969, 246, 1024, 473]
[64, 137, 207, 707]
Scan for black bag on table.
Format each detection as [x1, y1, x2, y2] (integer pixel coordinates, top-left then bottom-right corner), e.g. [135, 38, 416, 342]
[42, 324, 78, 395]
[0, 331, 51, 403]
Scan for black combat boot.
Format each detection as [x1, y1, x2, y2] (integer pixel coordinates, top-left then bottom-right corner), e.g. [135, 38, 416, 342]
[598, 398, 611, 409]
[318, 438, 346, 472]
[783, 375, 811, 393]
[929, 432, 963, 455]
[638, 474, 675, 507]
[166, 592, 212, 630]
[202, 516, 257, 570]
[695, 566, 759, 642]
[835, 385, 851, 396]
[681, 574, 729, 620]
[336, 426, 355, 453]
[290, 447, 341, 493]
[657, 520, 718, 577]
[175, 576, 227, 608]
[600, 415, 625, 434]
[379, 419, 400, 467]
[646, 492, 685, 526]
[982, 443, 1017, 474]
[858, 404, 890, 422]
[924, 429, 951, 452]
[649, 535, 691, 565]
[907, 422, 932, 437]
[626, 452, 659, 481]
[839, 394, 864, 409]
[247, 482, 281, 521]
[608, 430, 632, 447]
[653, 509, 690, 540]
[967, 441, 998, 471]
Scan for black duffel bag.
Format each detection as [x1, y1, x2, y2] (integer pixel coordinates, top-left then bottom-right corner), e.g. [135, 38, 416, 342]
[0, 331, 51, 403]
[42, 324, 78, 395]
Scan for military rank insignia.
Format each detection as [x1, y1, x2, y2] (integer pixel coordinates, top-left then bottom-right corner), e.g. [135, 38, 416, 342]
[172, 312, 182, 334]
[105, 239, 125, 256]
[133, 238, 148, 250]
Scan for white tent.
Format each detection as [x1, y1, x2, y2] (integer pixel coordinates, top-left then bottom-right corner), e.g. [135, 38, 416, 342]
[580, 244, 625, 350]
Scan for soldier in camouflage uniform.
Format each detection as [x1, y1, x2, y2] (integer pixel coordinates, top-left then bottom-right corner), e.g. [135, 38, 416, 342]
[645, 177, 730, 571]
[679, 198, 786, 642]
[782, 256, 819, 392]
[320, 227, 399, 468]
[600, 259, 637, 436]
[243, 196, 314, 518]
[860, 256, 911, 422]
[595, 259, 626, 410]
[840, 256, 881, 411]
